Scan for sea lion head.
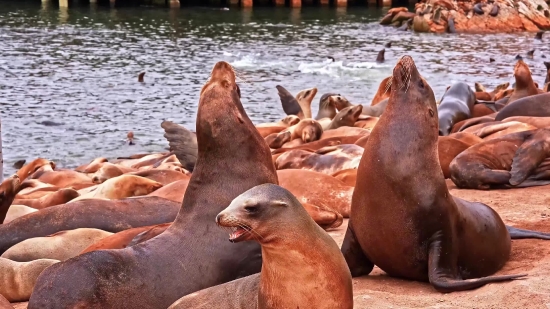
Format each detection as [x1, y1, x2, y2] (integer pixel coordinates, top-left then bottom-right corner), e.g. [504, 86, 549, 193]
[494, 82, 510, 93]
[329, 94, 352, 111]
[333, 105, 363, 127]
[513, 60, 533, 88]
[216, 183, 302, 244]
[0, 174, 21, 207]
[300, 120, 323, 143]
[296, 87, 318, 103]
[17, 158, 55, 181]
[391, 55, 436, 116]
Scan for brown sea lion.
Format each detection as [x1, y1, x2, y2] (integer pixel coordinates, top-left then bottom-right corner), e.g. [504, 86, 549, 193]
[320, 126, 370, 139]
[507, 60, 541, 104]
[3, 205, 37, 224]
[489, 82, 510, 99]
[438, 136, 474, 179]
[437, 82, 476, 136]
[315, 93, 349, 120]
[474, 121, 537, 140]
[450, 129, 550, 189]
[2, 228, 113, 262]
[29, 61, 279, 309]
[257, 115, 300, 129]
[276, 145, 363, 175]
[0, 175, 21, 224]
[31, 170, 92, 189]
[341, 55, 550, 293]
[130, 152, 177, 169]
[451, 116, 496, 133]
[161, 121, 198, 172]
[168, 184, 352, 309]
[495, 93, 550, 121]
[502, 116, 550, 128]
[278, 169, 353, 217]
[318, 105, 363, 130]
[0, 258, 59, 302]
[294, 87, 318, 119]
[376, 48, 385, 63]
[74, 157, 108, 173]
[354, 116, 379, 130]
[271, 135, 364, 155]
[12, 188, 79, 210]
[16, 159, 55, 181]
[370, 76, 391, 105]
[267, 118, 323, 149]
[475, 92, 492, 101]
[70, 175, 162, 202]
[147, 179, 190, 203]
[16, 186, 62, 199]
[494, 88, 514, 101]
[472, 103, 496, 118]
[256, 125, 287, 138]
[0, 197, 180, 254]
[126, 223, 172, 248]
[331, 169, 357, 186]
[91, 162, 136, 184]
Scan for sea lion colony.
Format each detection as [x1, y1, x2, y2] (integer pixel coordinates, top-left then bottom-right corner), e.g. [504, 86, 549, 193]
[0, 57, 549, 308]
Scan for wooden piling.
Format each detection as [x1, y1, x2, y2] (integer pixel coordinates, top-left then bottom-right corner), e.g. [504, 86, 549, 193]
[59, 0, 68, 8]
[241, 0, 253, 7]
[290, 0, 301, 7]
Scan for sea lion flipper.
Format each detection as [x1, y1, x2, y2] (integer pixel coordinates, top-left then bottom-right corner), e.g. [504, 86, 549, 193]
[509, 137, 549, 186]
[428, 236, 526, 293]
[341, 225, 374, 277]
[267, 131, 292, 149]
[506, 226, 550, 240]
[276, 85, 303, 118]
[161, 121, 198, 172]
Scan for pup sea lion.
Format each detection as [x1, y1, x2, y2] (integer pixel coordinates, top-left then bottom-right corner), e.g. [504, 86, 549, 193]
[495, 93, 550, 121]
[341, 55, 550, 293]
[128, 169, 189, 185]
[161, 121, 198, 172]
[437, 82, 476, 135]
[0, 197, 180, 254]
[168, 184, 353, 309]
[29, 61, 279, 309]
[267, 118, 323, 149]
[2, 228, 113, 262]
[508, 60, 541, 104]
[449, 129, 550, 189]
[0, 258, 59, 302]
[0, 175, 21, 223]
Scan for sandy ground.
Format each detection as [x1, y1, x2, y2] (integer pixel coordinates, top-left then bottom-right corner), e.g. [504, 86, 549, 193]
[11, 180, 550, 309]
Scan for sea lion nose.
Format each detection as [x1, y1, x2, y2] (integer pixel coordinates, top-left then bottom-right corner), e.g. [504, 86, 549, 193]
[215, 213, 223, 224]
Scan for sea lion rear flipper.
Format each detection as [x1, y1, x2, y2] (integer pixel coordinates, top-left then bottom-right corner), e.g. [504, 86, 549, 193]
[161, 121, 198, 172]
[509, 136, 550, 186]
[506, 226, 550, 240]
[428, 233, 526, 292]
[341, 224, 374, 277]
[276, 85, 304, 118]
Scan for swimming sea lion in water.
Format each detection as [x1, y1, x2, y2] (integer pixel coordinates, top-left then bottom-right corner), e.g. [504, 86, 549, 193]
[341, 55, 550, 293]
[0, 196, 180, 255]
[437, 82, 476, 135]
[31, 169, 92, 189]
[0, 175, 21, 224]
[168, 184, 353, 309]
[161, 120, 198, 172]
[376, 48, 385, 63]
[507, 60, 541, 104]
[29, 61, 279, 309]
[138, 72, 145, 82]
[535, 30, 544, 40]
[319, 105, 363, 130]
[2, 228, 113, 262]
[495, 93, 550, 121]
[0, 258, 59, 302]
[450, 128, 550, 189]
[127, 131, 135, 145]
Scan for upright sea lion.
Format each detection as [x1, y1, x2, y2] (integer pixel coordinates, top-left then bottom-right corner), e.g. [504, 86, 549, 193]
[3, 205, 37, 224]
[276, 85, 303, 118]
[0, 258, 59, 302]
[507, 60, 541, 104]
[341, 55, 550, 293]
[161, 121, 198, 172]
[16, 159, 54, 181]
[0, 175, 21, 224]
[29, 61, 279, 309]
[495, 93, 550, 121]
[2, 228, 113, 262]
[294, 87, 318, 119]
[437, 82, 476, 135]
[319, 105, 363, 130]
[147, 179, 190, 203]
[376, 48, 385, 63]
[315, 93, 349, 120]
[449, 129, 550, 189]
[138, 72, 145, 82]
[168, 184, 353, 309]
[127, 131, 135, 145]
[79, 224, 167, 254]
[535, 30, 544, 40]
[70, 175, 162, 202]
[0, 197, 180, 254]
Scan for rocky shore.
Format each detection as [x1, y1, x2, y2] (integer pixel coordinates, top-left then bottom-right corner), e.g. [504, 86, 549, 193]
[381, 0, 550, 33]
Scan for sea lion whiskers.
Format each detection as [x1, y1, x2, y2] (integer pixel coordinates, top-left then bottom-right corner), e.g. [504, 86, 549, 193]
[384, 77, 393, 95]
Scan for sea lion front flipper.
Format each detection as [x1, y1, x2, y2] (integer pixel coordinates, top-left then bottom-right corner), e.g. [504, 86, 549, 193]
[509, 134, 550, 186]
[428, 232, 526, 293]
[161, 121, 198, 172]
[341, 224, 374, 277]
[276, 85, 304, 118]
[506, 226, 550, 240]
[267, 131, 292, 149]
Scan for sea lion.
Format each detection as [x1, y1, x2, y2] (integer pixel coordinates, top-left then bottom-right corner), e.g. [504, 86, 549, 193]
[2, 228, 113, 262]
[0, 258, 59, 302]
[161, 121, 198, 172]
[527, 49, 535, 59]
[331, 169, 357, 186]
[315, 93, 348, 120]
[320, 126, 370, 139]
[318, 105, 363, 130]
[489, 3, 499, 16]
[432, 7, 442, 24]
[147, 179, 190, 203]
[3, 205, 37, 224]
[341, 55, 549, 293]
[507, 60, 541, 104]
[495, 93, 550, 121]
[451, 115, 496, 133]
[0, 294, 12, 309]
[278, 169, 353, 217]
[69, 175, 162, 202]
[91, 162, 136, 184]
[437, 82, 476, 135]
[267, 118, 323, 149]
[79, 224, 168, 254]
[16, 159, 54, 181]
[438, 136, 474, 179]
[450, 129, 550, 189]
[0, 175, 21, 224]
[276, 85, 304, 118]
[447, 16, 456, 33]
[354, 116, 379, 130]
[129, 152, 176, 169]
[128, 169, 189, 185]
[126, 223, 172, 247]
[385, 41, 392, 48]
[276, 145, 363, 176]
[473, 3, 485, 14]
[31, 170, 91, 189]
[474, 121, 537, 140]
[294, 87, 318, 119]
[370, 76, 392, 106]
[376, 48, 385, 63]
[127, 131, 135, 145]
[74, 157, 108, 173]
[474, 83, 486, 92]
[138, 72, 145, 82]
[0, 197, 180, 254]
[168, 184, 353, 309]
[12, 188, 79, 210]
[270, 135, 364, 157]
[29, 61, 279, 309]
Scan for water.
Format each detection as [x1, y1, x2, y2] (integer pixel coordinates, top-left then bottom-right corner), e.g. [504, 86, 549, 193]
[0, 2, 548, 177]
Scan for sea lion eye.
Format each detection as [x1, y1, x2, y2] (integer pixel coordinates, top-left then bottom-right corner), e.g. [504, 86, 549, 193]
[419, 80, 425, 89]
[236, 85, 241, 98]
[244, 205, 258, 213]
[305, 91, 310, 96]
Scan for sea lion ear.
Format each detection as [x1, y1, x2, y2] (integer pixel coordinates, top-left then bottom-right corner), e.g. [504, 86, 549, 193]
[272, 201, 288, 208]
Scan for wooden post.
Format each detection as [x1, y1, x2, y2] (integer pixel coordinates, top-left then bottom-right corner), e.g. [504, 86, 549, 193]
[290, 0, 301, 7]
[0, 120, 3, 182]
[59, 0, 68, 8]
[274, 0, 285, 6]
[335, 0, 346, 6]
[241, 0, 253, 7]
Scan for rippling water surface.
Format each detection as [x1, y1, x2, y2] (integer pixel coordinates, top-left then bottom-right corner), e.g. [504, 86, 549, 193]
[0, 2, 549, 176]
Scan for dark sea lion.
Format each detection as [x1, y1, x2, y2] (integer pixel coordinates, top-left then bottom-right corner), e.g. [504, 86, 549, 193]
[0, 175, 21, 224]
[527, 49, 535, 58]
[450, 129, 550, 189]
[0, 197, 179, 254]
[168, 184, 353, 309]
[473, 3, 484, 14]
[495, 93, 550, 121]
[323, 105, 363, 130]
[437, 82, 476, 135]
[447, 16, 456, 33]
[535, 30, 544, 40]
[161, 120, 198, 172]
[341, 55, 550, 293]
[29, 61, 279, 309]
[276, 85, 303, 118]
[138, 72, 145, 82]
[544, 61, 550, 84]
[376, 48, 385, 63]
[489, 3, 499, 16]
[385, 41, 391, 48]
[507, 60, 541, 104]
